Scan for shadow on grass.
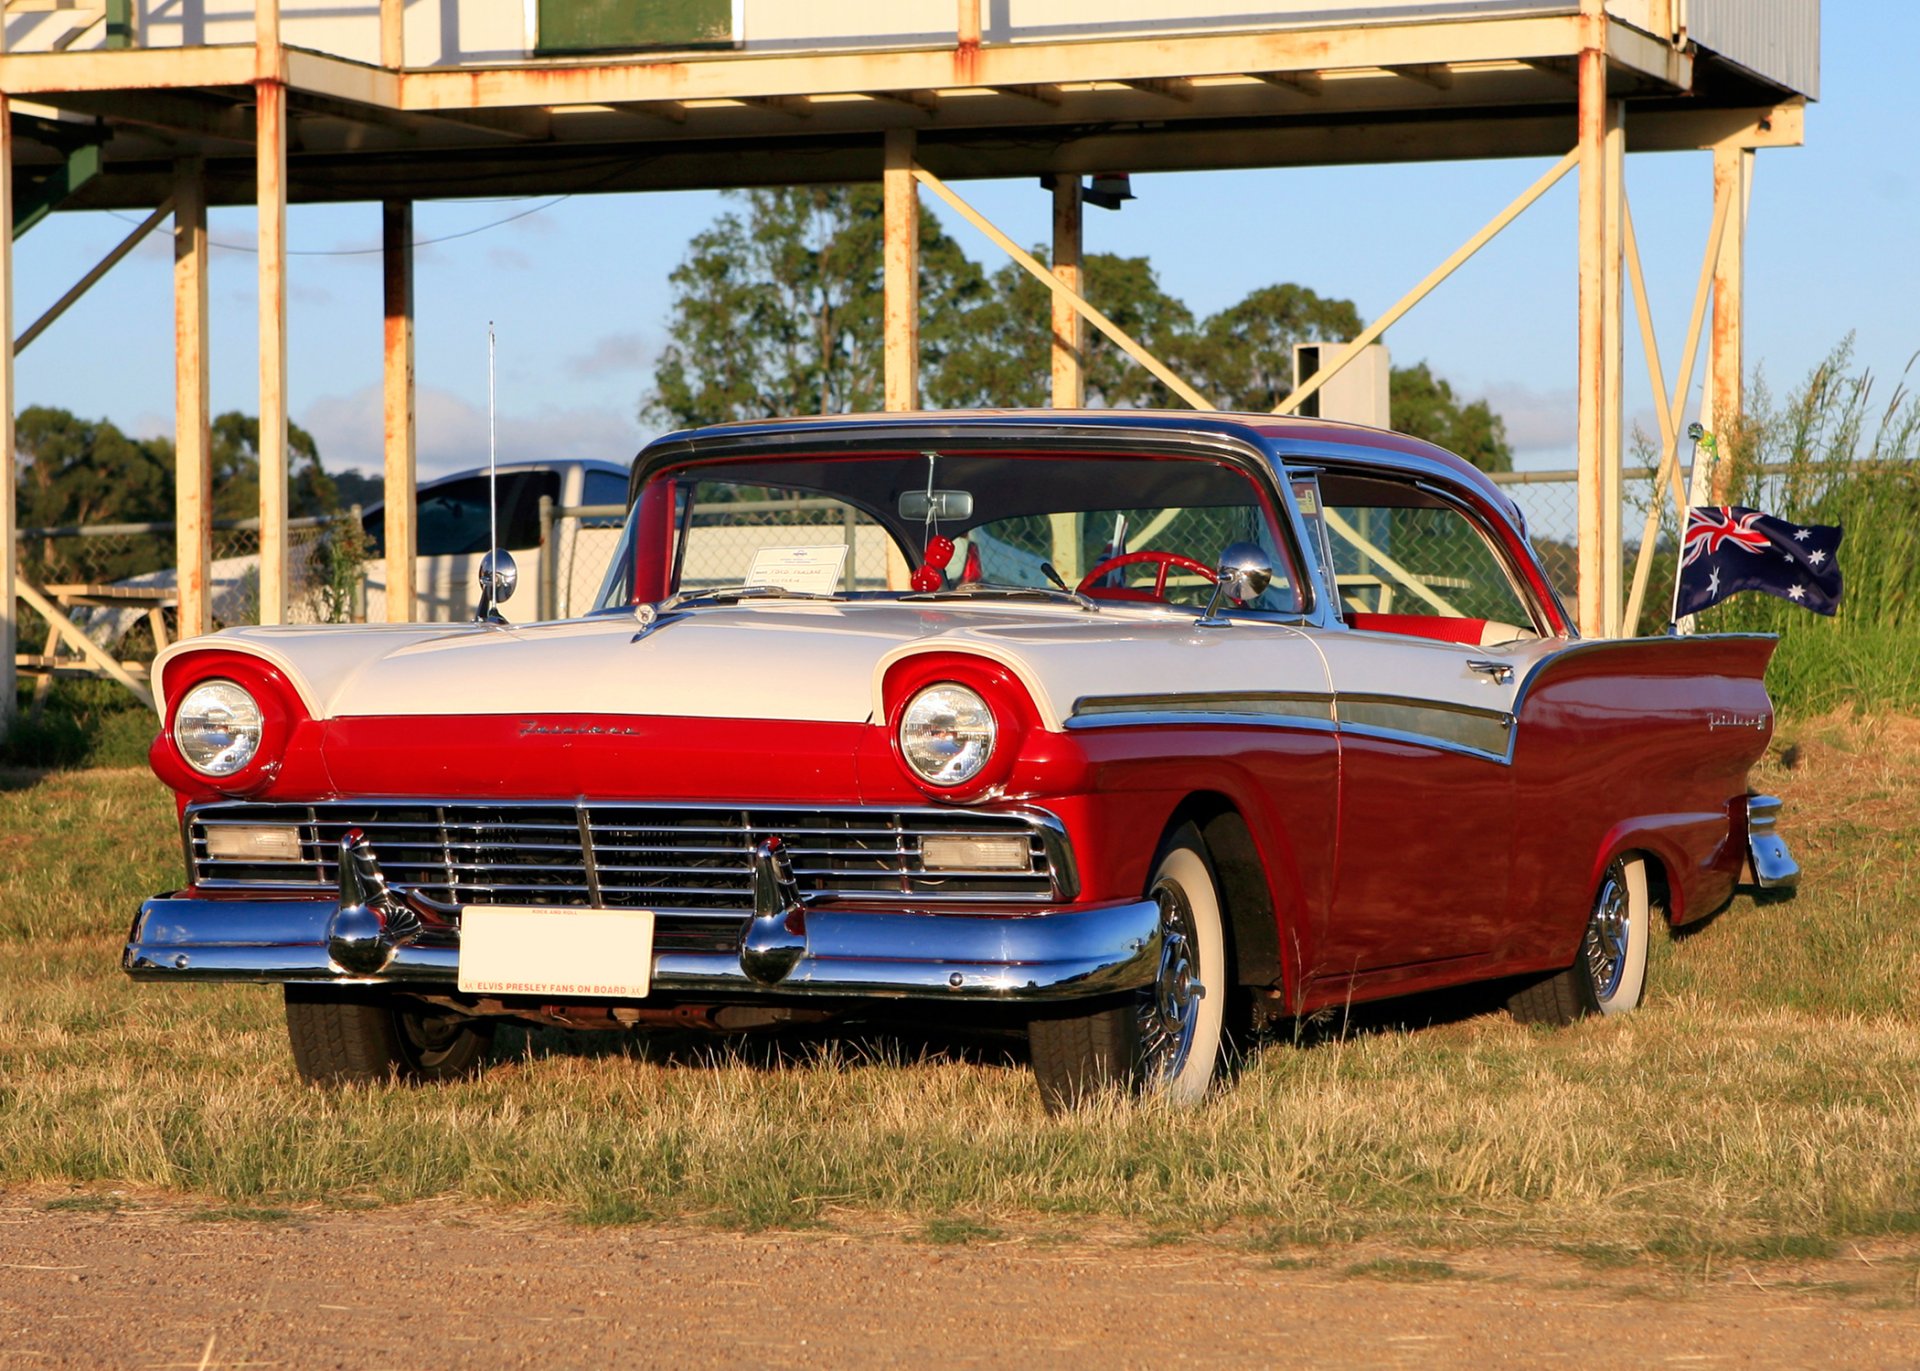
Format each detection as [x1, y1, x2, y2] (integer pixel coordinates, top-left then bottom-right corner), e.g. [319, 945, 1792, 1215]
[492, 1015, 1029, 1076]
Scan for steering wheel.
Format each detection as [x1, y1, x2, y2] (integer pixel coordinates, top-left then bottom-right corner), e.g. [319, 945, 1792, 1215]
[1076, 550, 1217, 603]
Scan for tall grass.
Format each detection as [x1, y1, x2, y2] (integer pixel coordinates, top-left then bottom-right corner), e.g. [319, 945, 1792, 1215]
[1691, 342, 1920, 712]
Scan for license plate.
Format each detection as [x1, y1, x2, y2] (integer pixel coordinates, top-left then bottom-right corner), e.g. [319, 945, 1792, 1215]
[457, 906, 655, 998]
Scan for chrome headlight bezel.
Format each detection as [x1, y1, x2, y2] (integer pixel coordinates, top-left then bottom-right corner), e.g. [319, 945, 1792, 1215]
[172, 678, 266, 777]
[898, 682, 997, 789]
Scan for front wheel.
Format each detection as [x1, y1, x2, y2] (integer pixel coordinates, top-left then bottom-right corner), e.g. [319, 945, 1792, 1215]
[1028, 823, 1229, 1112]
[1508, 856, 1651, 1026]
[284, 985, 494, 1085]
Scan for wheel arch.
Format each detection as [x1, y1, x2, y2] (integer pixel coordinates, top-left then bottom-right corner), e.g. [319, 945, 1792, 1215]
[1158, 792, 1289, 1004]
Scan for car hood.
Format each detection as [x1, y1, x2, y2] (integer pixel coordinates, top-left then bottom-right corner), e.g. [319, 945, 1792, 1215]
[155, 603, 1329, 732]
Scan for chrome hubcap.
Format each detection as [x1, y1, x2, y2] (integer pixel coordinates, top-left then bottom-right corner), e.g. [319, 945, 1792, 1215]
[1137, 880, 1205, 1087]
[1582, 867, 1631, 1003]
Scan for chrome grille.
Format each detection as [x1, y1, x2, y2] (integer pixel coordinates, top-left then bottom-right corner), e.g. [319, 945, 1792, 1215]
[187, 801, 1067, 909]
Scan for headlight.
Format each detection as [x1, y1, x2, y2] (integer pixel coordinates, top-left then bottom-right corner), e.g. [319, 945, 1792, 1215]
[899, 683, 996, 787]
[173, 679, 264, 777]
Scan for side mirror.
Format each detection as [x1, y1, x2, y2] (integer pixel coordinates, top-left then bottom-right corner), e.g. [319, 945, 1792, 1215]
[1215, 542, 1273, 602]
[477, 548, 518, 622]
[1196, 542, 1273, 628]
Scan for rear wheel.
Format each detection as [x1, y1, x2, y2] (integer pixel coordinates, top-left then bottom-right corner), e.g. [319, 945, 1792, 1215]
[1029, 823, 1228, 1112]
[1508, 856, 1650, 1026]
[284, 985, 493, 1085]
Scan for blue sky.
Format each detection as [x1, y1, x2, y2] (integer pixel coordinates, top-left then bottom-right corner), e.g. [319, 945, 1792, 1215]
[13, 4, 1915, 480]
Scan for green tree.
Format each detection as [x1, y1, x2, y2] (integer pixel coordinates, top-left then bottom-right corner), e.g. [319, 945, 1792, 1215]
[1189, 283, 1363, 412]
[929, 253, 1195, 410]
[209, 411, 338, 520]
[15, 406, 172, 531]
[645, 186, 985, 427]
[1388, 362, 1514, 472]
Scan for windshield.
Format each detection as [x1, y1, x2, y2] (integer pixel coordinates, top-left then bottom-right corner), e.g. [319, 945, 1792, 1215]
[593, 449, 1303, 615]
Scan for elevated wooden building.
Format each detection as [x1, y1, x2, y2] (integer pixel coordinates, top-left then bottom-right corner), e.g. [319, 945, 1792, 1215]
[0, 0, 1819, 715]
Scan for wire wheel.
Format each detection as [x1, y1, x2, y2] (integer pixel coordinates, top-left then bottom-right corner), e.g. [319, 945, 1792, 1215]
[1137, 879, 1205, 1089]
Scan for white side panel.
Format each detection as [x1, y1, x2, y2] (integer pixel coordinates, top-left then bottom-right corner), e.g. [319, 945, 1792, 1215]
[1684, 0, 1819, 99]
[997, 0, 1571, 43]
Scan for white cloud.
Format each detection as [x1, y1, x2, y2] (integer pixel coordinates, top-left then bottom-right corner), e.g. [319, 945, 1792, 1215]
[566, 331, 651, 380]
[301, 383, 648, 480]
[1478, 381, 1577, 462]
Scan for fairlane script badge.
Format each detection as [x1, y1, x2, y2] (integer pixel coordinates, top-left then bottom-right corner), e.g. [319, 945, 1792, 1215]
[1707, 713, 1767, 731]
[459, 907, 655, 998]
[520, 722, 645, 737]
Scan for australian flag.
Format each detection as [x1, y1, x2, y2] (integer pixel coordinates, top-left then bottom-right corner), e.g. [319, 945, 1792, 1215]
[1675, 506, 1844, 618]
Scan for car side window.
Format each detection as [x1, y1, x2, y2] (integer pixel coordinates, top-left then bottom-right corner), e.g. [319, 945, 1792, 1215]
[1318, 474, 1535, 636]
[411, 472, 561, 555]
[582, 470, 630, 516]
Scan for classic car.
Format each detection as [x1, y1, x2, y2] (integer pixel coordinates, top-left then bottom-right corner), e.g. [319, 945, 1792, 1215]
[124, 411, 1799, 1110]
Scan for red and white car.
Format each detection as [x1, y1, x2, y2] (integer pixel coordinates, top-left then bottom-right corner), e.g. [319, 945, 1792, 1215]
[125, 412, 1798, 1108]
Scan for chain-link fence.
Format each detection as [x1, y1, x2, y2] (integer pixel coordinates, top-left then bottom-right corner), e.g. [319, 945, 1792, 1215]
[14, 512, 350, 672]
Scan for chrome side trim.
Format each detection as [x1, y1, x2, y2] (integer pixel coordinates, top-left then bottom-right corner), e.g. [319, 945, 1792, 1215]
[1066, 688, 1511, 762]
[1745, 794, 1800, 890]
[1335, 694, 1513, 761]
[124, 893, 1163, 1002]
[1068, 691, 1335, 730]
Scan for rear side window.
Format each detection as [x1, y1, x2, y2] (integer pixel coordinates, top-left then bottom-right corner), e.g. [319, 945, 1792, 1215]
[365, 472, 562, 556]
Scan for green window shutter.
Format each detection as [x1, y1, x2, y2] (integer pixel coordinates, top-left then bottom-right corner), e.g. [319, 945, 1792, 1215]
[536, 0, 735, 54]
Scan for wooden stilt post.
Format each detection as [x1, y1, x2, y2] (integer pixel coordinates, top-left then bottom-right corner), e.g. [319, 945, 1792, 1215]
[1600, 98, 1625, 636]
[1702, 144, 1748, 500]
[174, 159, 212, 639]
[883, 129, 919, 412]
[0, 95, 15, 728]
[1574, 0, 1611, 639]
[256, 0, 289, 626]
[380, 0, 404, 70]
[383, 200, 417, 622]
[1050, 173, 1084, 408]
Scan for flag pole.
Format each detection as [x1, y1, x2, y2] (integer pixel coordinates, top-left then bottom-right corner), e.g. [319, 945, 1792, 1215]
[1668, 423, 1708, 633]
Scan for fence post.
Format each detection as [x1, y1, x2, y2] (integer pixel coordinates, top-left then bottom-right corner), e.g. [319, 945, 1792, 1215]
[538, 494, 556, 621]
[348, 504, 367, 621]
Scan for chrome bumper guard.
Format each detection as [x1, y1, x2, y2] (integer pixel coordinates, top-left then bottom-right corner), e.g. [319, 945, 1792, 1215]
[124, 831, 1161, 1002]
[1746, 794, 1800, 890]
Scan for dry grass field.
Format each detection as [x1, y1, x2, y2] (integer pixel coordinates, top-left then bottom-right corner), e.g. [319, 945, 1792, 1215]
[3, 710, 1918, 1268]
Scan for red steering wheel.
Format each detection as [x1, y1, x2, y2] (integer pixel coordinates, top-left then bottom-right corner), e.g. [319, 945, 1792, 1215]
[1076, 550, 1217, 603]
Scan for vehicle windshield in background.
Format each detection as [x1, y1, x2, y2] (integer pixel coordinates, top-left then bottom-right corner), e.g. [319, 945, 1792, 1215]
[593, 451, 1302, 614]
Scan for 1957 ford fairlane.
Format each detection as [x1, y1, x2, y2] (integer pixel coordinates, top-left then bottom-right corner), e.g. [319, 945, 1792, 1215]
[125, 412, 1798, 1109]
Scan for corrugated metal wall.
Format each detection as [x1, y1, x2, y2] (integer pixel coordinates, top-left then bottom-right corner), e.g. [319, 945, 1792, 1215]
[1684, 0, 1820, 100]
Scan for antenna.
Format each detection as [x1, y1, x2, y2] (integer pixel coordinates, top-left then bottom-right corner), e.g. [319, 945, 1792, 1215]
[488, 320, 498, 562]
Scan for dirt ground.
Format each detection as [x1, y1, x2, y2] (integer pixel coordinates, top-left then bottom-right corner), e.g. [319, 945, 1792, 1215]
[5, 1194, 1920, 1369]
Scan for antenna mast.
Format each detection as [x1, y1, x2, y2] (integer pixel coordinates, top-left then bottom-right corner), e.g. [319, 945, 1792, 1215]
[488, 321, 498, 560]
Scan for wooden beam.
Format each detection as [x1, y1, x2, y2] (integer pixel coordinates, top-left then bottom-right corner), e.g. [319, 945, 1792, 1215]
[1122, 77, 1193, 103]
[1252, 70, 1323, 96]
[383, 199, 416, 622]
[174, 162, 212, 639]
[989, 84, 1064, 106]
[605, 100, 688, 125]
[16, 199, 171, 354]
[294, 90, 544, 142]
[395, 15, 1599, 111]
[1601, 97, 1624, 636]
[15, 582, 155, 708]
[913, 163, 1215, 411]
[1387, 64, 1454, 91]
[1276, 148, 1578, 418]
[1619, 186, 1731, 636]
[256, 0, 290, 626]
[0, 95, 15, 728]
[1050, 173, 1083, 409]
[380, 0, 403, 70]
[883, 130, 919, 412]
[38, 90, 254, 144]
[869, 90, 938, 114]
[738, 95, 811, 119]
[1574, 0, 1608, 639]
[1702, 144, 1748, 499]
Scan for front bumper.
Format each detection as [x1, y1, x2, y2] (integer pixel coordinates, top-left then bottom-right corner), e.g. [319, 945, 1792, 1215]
[123, 892, 1164, 1002]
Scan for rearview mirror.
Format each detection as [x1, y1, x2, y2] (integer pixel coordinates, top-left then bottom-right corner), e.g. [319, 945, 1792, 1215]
[1196, 542, 1274, 629]
[899, 489, 974, 522]
[476, 547, 518, 622]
